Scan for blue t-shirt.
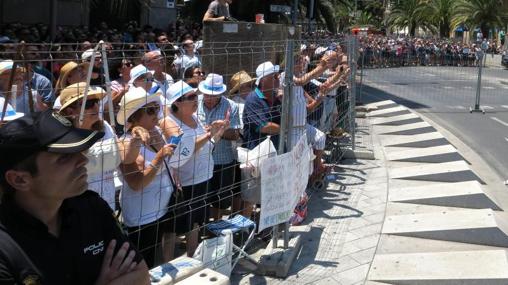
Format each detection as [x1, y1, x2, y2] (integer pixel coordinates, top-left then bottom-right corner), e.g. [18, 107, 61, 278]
[15, 72, 54, 113]
[242, 88, 281, 150]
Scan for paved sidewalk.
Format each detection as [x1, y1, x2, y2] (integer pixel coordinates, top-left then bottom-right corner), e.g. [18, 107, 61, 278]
[232, 120, 388, 285]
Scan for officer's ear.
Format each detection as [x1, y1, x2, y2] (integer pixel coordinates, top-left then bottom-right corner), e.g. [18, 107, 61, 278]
[4, 170, 34, 192]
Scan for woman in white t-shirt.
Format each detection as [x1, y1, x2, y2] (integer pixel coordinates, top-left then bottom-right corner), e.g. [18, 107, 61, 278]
[58, 82, 126, 211]
[160, 80, 228, 257]
[117, 87, 177, 267]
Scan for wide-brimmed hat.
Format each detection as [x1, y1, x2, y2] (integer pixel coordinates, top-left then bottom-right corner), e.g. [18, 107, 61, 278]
[0, 97, 24, 121]
[55, 61, 89, 92]
[59, 82, 106, 111]
[229, 71, 256, 95]
[167, 80, 197, 105]
[128, 64, 152, 85]
[117, 87, 161, 126]
[0, 59, 13, 75]
[198, 73, 227, 96]
[255, 61, 280, 86]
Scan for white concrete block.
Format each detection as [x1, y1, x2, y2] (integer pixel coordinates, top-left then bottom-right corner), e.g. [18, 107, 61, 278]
[371, 113, 419, 125]
[389, 161, 478, 182]
[382, 208, 508, 247]
[389, 181, 501, 210]
[368, 250, 508, 284]
[150, 256, 204, 285]
[380, 132, 444, 147]
[385, 145, 460, 163]
[367, 106, 408, 117]
[365, 100, 396, 109]
[175, 268, 229, 285]
[374, 122, 431, 135]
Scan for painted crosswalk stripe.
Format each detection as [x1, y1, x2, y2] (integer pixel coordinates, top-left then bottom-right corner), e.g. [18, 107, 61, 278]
[491, 117, 508, 127]
[501, 105, 508, 109]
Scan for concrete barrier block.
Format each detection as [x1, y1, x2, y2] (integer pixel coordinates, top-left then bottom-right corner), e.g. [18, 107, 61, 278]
[371, 113, 419, 125]
[385, 145, 461, 163]
[375, 122, 431, 135]
[175, 268, 230, 285]
[389, 181, 502, 210]
[389, 161, 480, 182]
[365, 100, 396, 109]
[367, 106, 409, 117]
[150, 256, 204, 285]
[368, 250, 508, 284]
[382, 208, 508, 247]
[380, 132, 445, 147]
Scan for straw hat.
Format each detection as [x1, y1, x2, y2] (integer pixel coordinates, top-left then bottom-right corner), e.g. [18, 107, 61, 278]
[55, 61, 88, 94]
[58, 82, 106, 111]
[229, 71, 256, 95]
[117, 87, 161, 126]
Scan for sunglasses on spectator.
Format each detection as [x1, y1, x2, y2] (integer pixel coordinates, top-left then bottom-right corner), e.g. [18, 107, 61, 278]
[179, 93, 198, 102]
[193, 70, 204, 76]
[123, 62, 133, 68]
[143, 104, 160, 116]
[70, 98, 100, 109]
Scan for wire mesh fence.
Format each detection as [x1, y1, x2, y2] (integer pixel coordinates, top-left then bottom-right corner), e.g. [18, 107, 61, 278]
[0, 35, 357, 278]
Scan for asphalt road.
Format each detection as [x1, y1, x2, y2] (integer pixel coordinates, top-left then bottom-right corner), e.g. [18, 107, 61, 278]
[360, 66, 508, 179]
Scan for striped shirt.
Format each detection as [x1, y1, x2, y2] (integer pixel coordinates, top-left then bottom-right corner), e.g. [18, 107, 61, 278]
[280, 72, 307, 127]
[197, 96, 241, 165]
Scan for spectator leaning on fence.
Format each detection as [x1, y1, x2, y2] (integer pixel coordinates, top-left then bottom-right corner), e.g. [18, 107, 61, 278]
[117, 87, 177, 268]
[160, 80, 228, 257]
[0, 110, 150, 284]
[243, 61, 282, 150]
[279, 53, 328, 178]
[197, 73, 241, 220]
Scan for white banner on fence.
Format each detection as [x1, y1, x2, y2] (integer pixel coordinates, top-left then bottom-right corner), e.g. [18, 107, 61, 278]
[259, 134, 311, 231]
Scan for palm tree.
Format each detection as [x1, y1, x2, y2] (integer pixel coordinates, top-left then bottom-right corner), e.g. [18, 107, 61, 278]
[427, 0, 454, 38]
[385, 0, 434, 36]
[451, 0, 508, 38]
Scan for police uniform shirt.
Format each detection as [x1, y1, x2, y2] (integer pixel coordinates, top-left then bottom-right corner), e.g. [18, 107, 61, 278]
[0, 191, 142, 285]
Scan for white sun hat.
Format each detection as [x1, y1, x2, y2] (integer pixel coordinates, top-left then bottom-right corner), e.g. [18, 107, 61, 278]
[0, 97, 24, 121]
[198, 73, 227, 96]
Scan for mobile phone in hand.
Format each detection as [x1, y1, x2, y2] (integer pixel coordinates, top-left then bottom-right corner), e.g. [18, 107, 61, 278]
[168, 133, 184, 145]
[225, 107, 231, 121]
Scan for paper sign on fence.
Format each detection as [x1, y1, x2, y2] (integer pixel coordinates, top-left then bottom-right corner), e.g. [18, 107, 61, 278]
[259, 135, 311, 231]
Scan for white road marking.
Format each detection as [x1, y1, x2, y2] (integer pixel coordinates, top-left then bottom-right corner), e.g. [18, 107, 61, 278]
[443, 86, 453, 89]
[447, 105, 466, 110]
[464, 86, 473, 89]
[505, 137, 508, 142]
[491, 117, 508, 127]
[483, 86, 495, 90]
[482, 106, 494, 110]
[501, 105, 508, 109]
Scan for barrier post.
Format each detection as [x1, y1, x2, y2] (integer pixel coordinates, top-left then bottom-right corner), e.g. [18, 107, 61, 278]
[347, 36, 358, 149]
[470, 51, 485, 114]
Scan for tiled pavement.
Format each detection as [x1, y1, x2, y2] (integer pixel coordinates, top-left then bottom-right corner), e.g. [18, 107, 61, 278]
[232, 122, 387, 285]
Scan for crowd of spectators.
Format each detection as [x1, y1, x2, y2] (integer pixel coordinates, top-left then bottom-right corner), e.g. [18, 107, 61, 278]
[0, 19, 354, 279]
[358, 35, 503, 68]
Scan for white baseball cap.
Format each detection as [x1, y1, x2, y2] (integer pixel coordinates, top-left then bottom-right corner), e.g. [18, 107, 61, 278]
[198, 73, 227, 96]
[255, 61, 280, 86]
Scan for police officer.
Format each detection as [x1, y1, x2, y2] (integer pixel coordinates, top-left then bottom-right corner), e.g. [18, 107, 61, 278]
[0, 110, 150, 284]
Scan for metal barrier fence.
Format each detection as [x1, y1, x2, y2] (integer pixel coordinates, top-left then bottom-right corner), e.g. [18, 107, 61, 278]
[0, 36, 357, 280]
